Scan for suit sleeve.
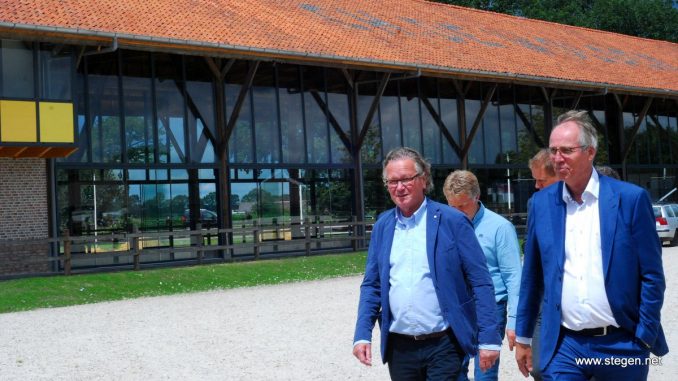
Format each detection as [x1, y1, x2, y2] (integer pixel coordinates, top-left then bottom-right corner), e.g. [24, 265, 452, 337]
[495, 221, 522, 330]
[353, 223, 382, 343]
[516, 200, 544, 339]
[632, 190, 665, 348]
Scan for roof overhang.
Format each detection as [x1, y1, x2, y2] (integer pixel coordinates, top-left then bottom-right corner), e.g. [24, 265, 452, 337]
[1, 21, 676, 101]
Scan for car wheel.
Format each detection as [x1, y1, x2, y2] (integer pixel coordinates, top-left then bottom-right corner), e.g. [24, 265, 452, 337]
[670, 230, 678, 247]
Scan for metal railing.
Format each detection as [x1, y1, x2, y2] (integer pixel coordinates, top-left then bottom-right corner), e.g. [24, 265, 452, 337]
[0, 217, 374, 278]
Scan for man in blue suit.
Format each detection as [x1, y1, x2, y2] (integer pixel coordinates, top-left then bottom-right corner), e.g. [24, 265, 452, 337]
[515, 111, 668, 381]
[353, 147, 502, 380]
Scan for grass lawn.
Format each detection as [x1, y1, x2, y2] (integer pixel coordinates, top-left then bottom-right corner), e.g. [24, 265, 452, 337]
[0, 251, 367, 314]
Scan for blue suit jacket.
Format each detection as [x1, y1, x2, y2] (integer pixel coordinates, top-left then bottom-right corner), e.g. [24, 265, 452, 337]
[516, 174, 668, 372]
[353, 199, 501, 362]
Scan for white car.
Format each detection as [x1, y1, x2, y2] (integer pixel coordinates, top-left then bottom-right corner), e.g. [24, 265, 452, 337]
[654, 203, 678, 246]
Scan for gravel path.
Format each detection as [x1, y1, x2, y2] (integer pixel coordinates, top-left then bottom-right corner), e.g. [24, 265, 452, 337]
[1, 246, 676, 380]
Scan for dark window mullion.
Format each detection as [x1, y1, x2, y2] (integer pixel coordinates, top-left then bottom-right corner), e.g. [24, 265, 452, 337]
[150, 53, 160, 166]
[118, 50, 127, 164]
[300, 66, 308, 164]
[417, 78, 424, 154]
[250, 81, 256, 164]
[274, 65, 283, 163]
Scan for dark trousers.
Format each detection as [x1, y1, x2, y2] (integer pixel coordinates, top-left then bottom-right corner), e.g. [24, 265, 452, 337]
[387, 331, 465, 381]
[544, 328, 650, 381]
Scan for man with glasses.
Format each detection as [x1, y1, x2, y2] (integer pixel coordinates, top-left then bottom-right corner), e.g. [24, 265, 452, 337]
[353, 147, 501, 380]
[443, 170, 522, 381]
[515, 111, 667, 380]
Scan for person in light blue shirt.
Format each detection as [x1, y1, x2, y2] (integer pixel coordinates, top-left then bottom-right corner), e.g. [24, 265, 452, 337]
[444, 170, 522, 381]
[353, 147, 501, 380]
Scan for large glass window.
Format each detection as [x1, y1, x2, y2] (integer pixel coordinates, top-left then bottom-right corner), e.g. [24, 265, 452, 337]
[380, 83, 401, 155]
[499, 90, 518, 157]
[483, 90, 501, 164]
[303, 67, 330, 164]
[279, 65, 305, 163]
[400, 80, 422, 152]
[421, 78, 442, 164]
[325, 68, 351, 164]
[252, 64, 280, 164]
[39, 43, 72, 100]
[358, 79, 382, 164]
[1, 40, 34, 98]
[122, 51, 154, 164]
[87, 53, 121, 163]
[466, 99, 484, 164]
[439, 81, 460, 165]
[185, 56, 216, 164]
[155, 54, 186, 164]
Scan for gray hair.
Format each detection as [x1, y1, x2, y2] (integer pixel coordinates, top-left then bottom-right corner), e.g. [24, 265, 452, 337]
[555, 110, 598, 150]
[443, 170, 480, 199]
[382, 147, 433, 194]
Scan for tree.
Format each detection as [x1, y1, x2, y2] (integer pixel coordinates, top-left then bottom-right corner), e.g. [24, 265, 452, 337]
[435, 0, 678, 42]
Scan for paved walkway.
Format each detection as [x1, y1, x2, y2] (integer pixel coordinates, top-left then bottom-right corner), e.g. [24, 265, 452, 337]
[0, 247, 676, 380]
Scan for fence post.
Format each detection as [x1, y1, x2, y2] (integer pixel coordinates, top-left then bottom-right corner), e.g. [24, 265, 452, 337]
[196, 223, 204, 264]
[132, 226, 141, 271]
[253, 220, 260, 260]
[62, 229, 72, 275]
[352, 216, 358, 251]
[273, 218, 279, 251]
[304, 217, 311, 256]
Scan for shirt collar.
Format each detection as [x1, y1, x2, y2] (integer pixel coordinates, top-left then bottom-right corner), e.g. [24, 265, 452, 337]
[395, 198, 428, 228]
[472, 201, 485, 226]
[561, 168, 600, 203]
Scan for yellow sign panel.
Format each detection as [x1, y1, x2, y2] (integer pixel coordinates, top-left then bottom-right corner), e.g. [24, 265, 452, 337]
[0, 100, 37, 142]
[39, 102, 74, 143]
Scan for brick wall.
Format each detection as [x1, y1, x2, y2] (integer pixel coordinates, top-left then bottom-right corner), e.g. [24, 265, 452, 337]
[0, 158, 51, 275]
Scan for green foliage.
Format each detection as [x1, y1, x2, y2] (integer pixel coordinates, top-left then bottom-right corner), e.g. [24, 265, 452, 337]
[436, 0, 678, 42]
[0, 252, 368, 314]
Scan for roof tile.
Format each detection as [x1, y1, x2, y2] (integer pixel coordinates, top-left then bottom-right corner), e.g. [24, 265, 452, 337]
[0, 0, 675, 93]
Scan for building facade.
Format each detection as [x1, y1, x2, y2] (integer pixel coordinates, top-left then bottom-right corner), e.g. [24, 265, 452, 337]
[0, 0, 676, 275]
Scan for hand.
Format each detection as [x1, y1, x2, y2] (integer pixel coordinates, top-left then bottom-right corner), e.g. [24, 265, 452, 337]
[478, 349, 499, 372]
[515, 342, 533, 377]
[353, 343, 372, 366]
[506, 329, 516, 351]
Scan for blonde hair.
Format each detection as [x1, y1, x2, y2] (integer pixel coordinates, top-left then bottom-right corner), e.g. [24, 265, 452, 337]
[443, 170, 480, 199]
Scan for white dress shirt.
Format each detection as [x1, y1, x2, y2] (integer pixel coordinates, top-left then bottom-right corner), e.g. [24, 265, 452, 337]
[560, 170, 618, 330]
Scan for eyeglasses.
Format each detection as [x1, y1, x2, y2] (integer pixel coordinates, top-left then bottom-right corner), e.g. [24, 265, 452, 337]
[383, 173, 421, 188]
[548, 146, 588, 156]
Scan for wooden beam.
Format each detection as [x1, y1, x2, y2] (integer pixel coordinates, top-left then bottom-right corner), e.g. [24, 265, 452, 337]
[514, 104, 545, 148]
[571, 91, 583, 109]
[309, 90, 352, 151]
[452, 79, 465, 97]
[622, 98, 653, 162]
[356, 72, 390, 150]
[420, 94, 462, 159]
[204, 57, 235, 82]
[587, 110, 606, 136]
[341, 69, 355, 89]
[222, 61, 259, 156]
[461, 84, 497, 159]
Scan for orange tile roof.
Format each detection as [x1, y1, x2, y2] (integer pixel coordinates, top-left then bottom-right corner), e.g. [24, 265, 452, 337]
[1, 0, 677, 96]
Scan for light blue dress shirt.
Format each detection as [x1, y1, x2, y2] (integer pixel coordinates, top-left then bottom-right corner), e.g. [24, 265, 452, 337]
[471, 202, 522, 330]
[388, 199, 449, 336]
